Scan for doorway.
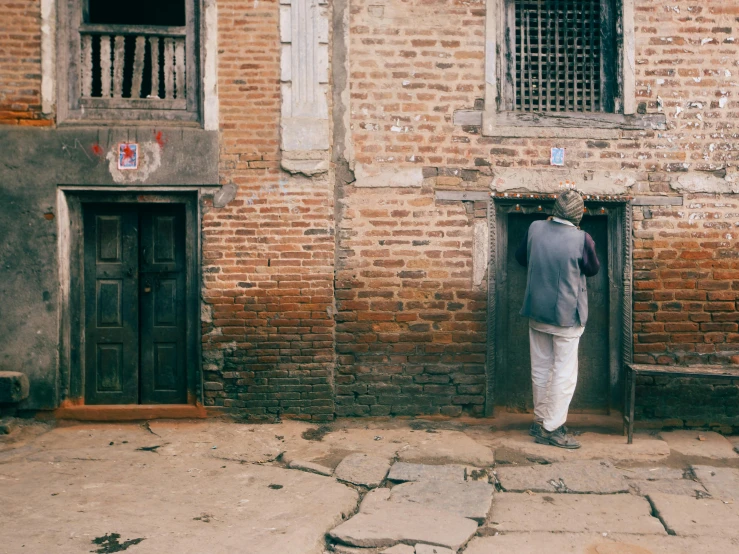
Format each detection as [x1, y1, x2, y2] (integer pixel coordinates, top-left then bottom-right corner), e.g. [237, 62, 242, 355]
[81, 202, 190, 405]
[487, 197, 632, 416]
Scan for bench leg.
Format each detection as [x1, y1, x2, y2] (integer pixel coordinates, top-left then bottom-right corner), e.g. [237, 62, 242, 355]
[628, 371, 636, 445]
[623, 369, 629, 437]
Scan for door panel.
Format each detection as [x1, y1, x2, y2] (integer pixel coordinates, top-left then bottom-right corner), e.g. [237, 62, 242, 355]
[498, 213, 609, 411]
[574, 216, 609, 409]
[498, 213, 548, 411]
[139, 205, 187, 404]
[84, 206, 139, 404]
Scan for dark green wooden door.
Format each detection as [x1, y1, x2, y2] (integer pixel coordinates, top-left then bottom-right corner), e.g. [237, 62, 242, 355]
[139, 206, 187, 404]
[84, 206, 140, 404]
[498, 213, 610, 411]
[84, 204, 187, 405]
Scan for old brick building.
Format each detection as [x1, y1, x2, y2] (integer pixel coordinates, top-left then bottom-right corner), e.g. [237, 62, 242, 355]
[1, 0, 738, 427]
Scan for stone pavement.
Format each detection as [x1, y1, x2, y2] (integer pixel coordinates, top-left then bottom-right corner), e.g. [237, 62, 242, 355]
[1, 416, 738, 553]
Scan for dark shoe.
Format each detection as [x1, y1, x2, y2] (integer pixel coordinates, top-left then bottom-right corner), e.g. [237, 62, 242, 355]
[534, 425, 581, 449]
[529, 422, 544, 438]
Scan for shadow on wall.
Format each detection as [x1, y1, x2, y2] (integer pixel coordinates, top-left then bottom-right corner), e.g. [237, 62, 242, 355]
[0, 184, 59, 410]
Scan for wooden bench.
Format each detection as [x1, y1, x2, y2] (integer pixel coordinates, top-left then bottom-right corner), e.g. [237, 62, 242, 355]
[624, 363, 739, 444]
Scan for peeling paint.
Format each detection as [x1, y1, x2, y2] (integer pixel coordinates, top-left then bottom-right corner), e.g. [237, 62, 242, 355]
[673, 173, 739, 194]
[473, 220, 489, 287]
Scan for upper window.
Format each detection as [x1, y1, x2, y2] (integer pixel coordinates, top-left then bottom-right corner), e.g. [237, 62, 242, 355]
[59, 0, 200, 123]
[482, 0, 650, 137]
[511, 0, 615, 113]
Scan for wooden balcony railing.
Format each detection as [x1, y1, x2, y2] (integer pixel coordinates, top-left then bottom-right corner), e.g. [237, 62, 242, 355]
[79, 24, 187, 110]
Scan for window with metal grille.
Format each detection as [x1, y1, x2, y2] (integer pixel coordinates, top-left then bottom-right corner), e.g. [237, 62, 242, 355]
[511, 0, 615, 113]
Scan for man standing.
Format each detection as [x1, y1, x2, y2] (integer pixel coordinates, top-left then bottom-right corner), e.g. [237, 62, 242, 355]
[514, 190, 600, 449]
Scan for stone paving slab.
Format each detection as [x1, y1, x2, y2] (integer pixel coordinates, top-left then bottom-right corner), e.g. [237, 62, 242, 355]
[397, 431, 495, 466]
[692, 465, 739, 501]
[0, 457, 358, 554]
[388, 480, 494, 523]
[620, 467, 685, 481]
[414, 545, 454, 554]
[334, 453, 391, 488]
[660, 431, 738, 460]
[387, 462, 467, 482]
[465, 533, 739, 554]
[380, 545, 415, 554]
[495, 460, 629, 493]
[627, 478, 706, 497]
[334, 546, 379, 554]
[288, 459, 333, 476]
[360, 487, 392, 511]
[489, 432, 670, 464]
[487, 493, 666, 535]
[329, 502, 478, 550]
[648, 493, 739, 537]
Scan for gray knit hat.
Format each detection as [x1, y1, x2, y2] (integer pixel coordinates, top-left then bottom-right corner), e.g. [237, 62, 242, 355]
[552, 190, 584, 225]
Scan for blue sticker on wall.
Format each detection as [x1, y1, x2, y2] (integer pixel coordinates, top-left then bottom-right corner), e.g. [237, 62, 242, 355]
[550, 147, 565, 166]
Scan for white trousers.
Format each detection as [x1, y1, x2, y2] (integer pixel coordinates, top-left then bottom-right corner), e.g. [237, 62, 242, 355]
[529, 327, 582, 432]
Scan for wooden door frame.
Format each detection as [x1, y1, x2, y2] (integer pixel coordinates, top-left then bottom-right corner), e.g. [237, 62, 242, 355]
[59, 190, 203, 410]
[485, 195, 633, 416]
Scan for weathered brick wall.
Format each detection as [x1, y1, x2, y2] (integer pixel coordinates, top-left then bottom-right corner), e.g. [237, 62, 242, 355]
[348, 0, 738, 175]
[349, 0, 486, 167]
[633, 195, 739, 366]
[200, 0, 335, 420]
[632, 194, 739, 427]
[335, 185, 487, 416]
[629, 1, 739, 425]
[344, 0, 739, 421]
[0, 0, 48, 125]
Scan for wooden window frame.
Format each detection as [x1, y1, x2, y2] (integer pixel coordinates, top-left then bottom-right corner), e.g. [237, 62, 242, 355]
[483, 0, 638, 138]
[57, 0, 202, 125]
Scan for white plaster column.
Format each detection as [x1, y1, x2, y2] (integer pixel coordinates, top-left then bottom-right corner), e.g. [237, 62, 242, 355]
[40, 0, 56, 114]
[280, 0, 330, 174]
[203, 0, 220, 131]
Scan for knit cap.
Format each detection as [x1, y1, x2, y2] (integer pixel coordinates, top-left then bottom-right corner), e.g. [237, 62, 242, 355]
[552, 190, 584, 226]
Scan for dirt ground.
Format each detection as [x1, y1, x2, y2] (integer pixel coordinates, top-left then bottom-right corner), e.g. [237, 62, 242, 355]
[1, 414, 738, 554]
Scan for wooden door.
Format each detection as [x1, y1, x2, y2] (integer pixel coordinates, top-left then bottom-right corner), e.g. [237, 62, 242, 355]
[84, 206, 140, 404]
[139, 205, 187, 404]
[497, 213, 610, 411]
[83, 204, 187, 405]
[573, 215, 610, 409]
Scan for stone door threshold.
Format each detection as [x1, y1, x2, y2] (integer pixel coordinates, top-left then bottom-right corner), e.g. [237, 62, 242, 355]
[54, 403, 207, 421]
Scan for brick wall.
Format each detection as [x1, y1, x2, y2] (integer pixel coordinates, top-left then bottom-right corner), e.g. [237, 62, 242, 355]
[632, 194, 739, 426]
[633, 195, 739, 366]
[348, 0, 738, 175]
[200, 0, 335, 420]
[0, 0, 48, 125]
[1, 0, 737, 423]
[344, 0, 739, 422]
[335, 185, 487, 416]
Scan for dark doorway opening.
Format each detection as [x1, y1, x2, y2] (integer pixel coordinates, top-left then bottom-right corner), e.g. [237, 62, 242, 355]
[487, 197, 632, 417]
[83, 203, 188, 405]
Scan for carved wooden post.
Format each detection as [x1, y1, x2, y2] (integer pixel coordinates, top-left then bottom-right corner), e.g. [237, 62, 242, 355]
[112, 35, 125, 97]
[81, 34, 92, 97]
[131, 36, 146, 99]
[149, 37, 160, 98]
[100, 36, 112, 97]
[174, 38, 186, 99]
[164, 38, 175, 99]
